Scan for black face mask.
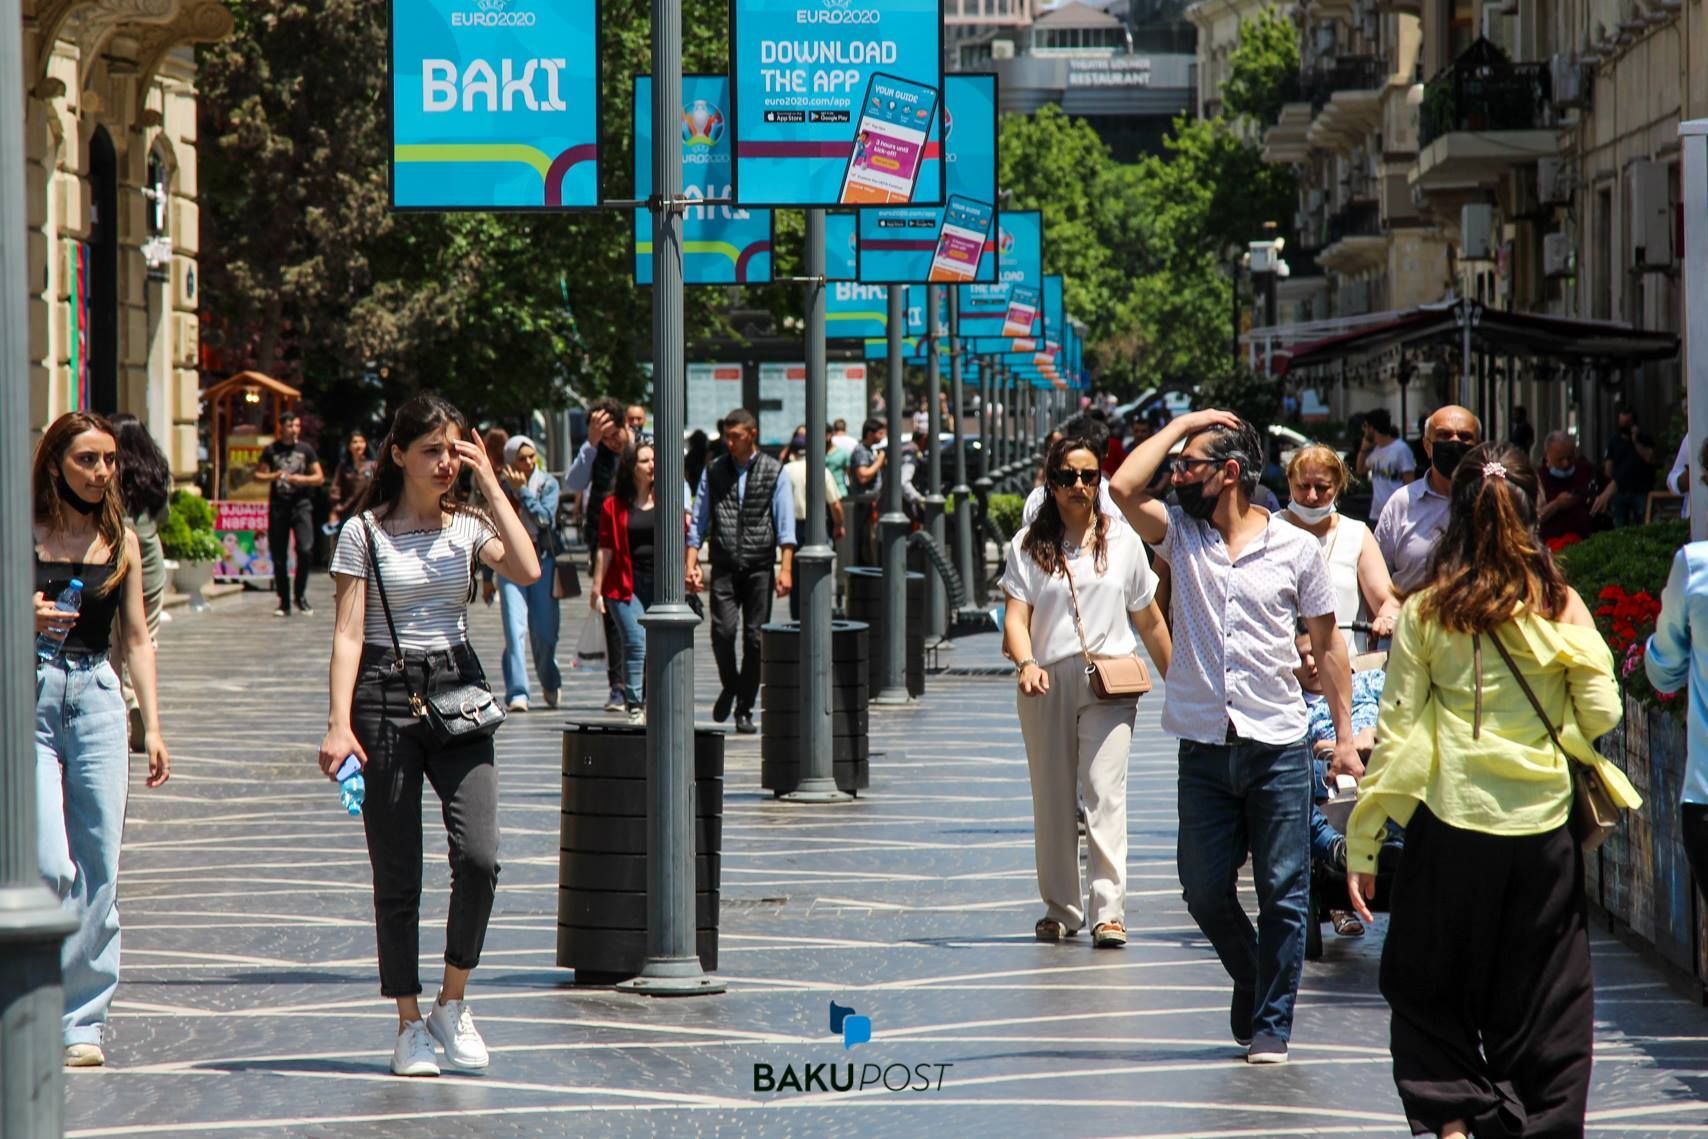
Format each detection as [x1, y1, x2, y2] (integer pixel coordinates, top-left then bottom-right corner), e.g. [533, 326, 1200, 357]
[56, 476, 102, 516]
[1430, 440, 1470, 481]
[1174, 477, 1221, 521]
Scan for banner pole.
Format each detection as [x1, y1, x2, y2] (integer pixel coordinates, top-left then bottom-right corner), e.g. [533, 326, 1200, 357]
[619, 0, 723, 997]
[948, 290, 978, 607]
[875, 288, 910, 704]
[922, 288, 947, 642]
[782, 210, 849, 802]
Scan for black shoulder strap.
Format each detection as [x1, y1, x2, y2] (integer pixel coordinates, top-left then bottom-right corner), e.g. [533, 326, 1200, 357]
[361, 515, 413, 687]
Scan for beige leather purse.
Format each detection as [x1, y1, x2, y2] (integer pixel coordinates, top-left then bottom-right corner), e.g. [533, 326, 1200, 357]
[1063, 559, 1152, 700]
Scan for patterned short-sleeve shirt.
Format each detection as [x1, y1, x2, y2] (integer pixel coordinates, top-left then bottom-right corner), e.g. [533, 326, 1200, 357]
[1156, 504, 1337, 745]
[1305, 669, 1385, 747]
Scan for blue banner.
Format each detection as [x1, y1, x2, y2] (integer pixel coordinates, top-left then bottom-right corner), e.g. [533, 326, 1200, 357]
[956, 281, 1010, 338]
[856, 74, 997, 284]
[825, 211, 859, 280]
[729, 0, 945, 207]
[826, 282, 900, 340]
[390, 0, 600, 209]
[905, 285, 947, 337]
[1043, 274, 1063, 341]
[634, 76, 772, 285]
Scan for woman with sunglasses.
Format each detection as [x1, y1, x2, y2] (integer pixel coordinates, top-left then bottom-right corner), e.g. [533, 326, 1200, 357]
[1002, 436, 1172, 947]
[33, 412, 171, 1067]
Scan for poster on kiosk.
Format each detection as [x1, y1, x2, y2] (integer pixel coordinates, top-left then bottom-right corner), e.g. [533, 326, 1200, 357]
[856, 74, 998, 284]
[729, 0, 945, 207]
[633, 75, 774, 285]
[389, 0, 601, 209]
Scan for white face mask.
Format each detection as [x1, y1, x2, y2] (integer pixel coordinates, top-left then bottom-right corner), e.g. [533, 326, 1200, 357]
[1286, 499, 1336, 525]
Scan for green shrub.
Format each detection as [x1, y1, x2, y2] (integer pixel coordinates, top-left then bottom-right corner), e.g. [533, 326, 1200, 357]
[161, 489, 219, 563]
[987, 493, 1024, 540]
[1556, 520, 1686, 604]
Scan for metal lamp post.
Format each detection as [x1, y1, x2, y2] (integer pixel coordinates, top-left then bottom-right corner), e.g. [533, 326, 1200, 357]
[922, 288, 946, 642]
[947, 290, 977, 605]
[618, 0, 723, 997]
[875, 287, 909, 703]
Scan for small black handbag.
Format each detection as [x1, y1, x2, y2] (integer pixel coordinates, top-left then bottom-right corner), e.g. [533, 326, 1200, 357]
[362, 516, 505, 745]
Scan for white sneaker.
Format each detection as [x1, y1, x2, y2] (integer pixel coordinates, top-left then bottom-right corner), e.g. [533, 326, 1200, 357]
[507, 696, 530, 713]
[627, 707, 646, 725]
[426, 996, 490, 1070]
[390, 1019, 440, 1077]
[64, 1043, 105, 1068]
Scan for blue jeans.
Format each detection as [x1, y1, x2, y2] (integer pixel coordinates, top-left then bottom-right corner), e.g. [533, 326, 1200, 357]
[608, 572, 654, 709]
[1177, 736, 1312, 1044]
[1309, 758, 1339, 865]
[36, 657, 130, 1046]
[498, 570, 562, 703]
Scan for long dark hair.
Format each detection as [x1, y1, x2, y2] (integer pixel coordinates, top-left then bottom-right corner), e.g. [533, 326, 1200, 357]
[31, 411, 131, 598]
[1022, 436, 1108, 576]
[613, 441, 656, 506]
[108, 412, 171, 519]
[1417, 440, 1568, 633]
[353, 394, 485, 524]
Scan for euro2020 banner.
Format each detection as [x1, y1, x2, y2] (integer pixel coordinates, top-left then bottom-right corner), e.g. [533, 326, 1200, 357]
[825, 212, 859, 280]
[390, 0, 601, 209]
[730, 0, 945, 207]
[857, 74, 998, 284]
[634, 76, 773, 285]
[958, 210, 1042, 337]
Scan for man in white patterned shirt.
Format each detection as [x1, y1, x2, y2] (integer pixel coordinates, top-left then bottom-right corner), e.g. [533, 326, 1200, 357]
[1110, 409, 1358, 1067]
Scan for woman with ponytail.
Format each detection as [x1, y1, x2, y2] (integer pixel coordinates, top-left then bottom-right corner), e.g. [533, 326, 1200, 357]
[32, 412, 171, 1067]
[1343, 441, 1641, 1137]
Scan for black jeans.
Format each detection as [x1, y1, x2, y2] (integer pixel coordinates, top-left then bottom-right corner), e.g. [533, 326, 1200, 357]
[1684, 804, 1708, 910]
[351, 642, 501, 998]
[1381, 806, 1591, 1137]
[270, 496, 314, 609]
[710, 565, 773, 716]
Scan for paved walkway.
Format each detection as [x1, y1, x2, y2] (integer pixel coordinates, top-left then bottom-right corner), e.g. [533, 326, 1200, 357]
[61, 591, 1708, 1136]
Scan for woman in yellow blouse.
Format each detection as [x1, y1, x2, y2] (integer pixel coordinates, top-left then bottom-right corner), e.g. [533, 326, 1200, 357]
[1344, 441, 1640, 1139]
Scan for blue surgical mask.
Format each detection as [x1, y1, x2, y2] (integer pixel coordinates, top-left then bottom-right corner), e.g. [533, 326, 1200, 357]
[1548, 465, 1575, 479]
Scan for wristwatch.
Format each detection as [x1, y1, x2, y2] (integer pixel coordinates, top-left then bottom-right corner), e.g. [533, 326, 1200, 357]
[1015, 658, 1039, 678]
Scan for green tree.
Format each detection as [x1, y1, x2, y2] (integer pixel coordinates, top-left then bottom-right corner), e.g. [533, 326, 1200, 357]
[1221, 6, 1300, 126]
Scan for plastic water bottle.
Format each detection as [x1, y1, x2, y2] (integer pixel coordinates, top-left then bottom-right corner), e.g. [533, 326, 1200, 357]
[335, 755, 365, 816]
[35, 579, 84, 663]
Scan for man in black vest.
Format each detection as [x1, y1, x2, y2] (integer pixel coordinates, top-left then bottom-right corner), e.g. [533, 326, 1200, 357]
[567, 395, 632, 711]
[686, 409, 796, 733]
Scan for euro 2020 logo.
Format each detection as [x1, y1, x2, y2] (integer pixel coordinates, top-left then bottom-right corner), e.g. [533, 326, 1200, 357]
[999, 227, 1015, 256]
[681, 100, 725, 147]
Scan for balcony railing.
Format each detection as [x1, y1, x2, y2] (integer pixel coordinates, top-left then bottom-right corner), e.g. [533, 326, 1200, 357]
[1419, 38, 1553, 148]
[1306, 56, 1388, 112]
[1326, 201, 1383, 245]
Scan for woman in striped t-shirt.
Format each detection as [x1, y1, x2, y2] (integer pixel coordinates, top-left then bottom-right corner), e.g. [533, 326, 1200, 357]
[320, 394, 540, 1078]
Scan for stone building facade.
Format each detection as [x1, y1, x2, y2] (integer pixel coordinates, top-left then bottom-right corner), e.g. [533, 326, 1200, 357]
[22, 0, 232, 478]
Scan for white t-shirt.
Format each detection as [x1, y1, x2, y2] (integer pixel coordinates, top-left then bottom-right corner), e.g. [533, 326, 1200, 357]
[784, 458, 841, 521]
[1000, 524, 1157, 668]
[331, 510, 497, 650]
[1366, 437, 1416, 519]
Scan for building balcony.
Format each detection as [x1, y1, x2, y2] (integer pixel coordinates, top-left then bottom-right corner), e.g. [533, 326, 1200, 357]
[1412, 39, 1558, 191]
[1319, 201, 1389, 275]
[1372, 0, 1421, 13]
[1262, 100, 1314, 164]
[1305, 57, 1388, 151]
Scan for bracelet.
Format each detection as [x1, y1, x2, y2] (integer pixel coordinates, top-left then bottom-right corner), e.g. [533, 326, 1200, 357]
[1015, 658, 1039, 676]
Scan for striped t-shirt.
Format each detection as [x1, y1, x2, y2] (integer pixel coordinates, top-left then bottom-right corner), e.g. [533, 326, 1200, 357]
[330, 510, 497, 650]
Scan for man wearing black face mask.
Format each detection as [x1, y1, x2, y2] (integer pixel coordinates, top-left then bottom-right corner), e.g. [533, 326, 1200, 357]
[1110, 409, 1356, 1067]
[1374, 405, 1479, 593]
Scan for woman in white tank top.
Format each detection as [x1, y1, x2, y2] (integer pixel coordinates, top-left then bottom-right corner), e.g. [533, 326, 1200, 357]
[1279, 444, 1400, 647]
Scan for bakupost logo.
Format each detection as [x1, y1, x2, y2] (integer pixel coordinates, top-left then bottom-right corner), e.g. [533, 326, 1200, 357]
[751, 1002, 953, 1095]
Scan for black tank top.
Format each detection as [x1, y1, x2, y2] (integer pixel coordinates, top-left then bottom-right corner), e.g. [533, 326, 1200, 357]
[35, 557, 121, 656]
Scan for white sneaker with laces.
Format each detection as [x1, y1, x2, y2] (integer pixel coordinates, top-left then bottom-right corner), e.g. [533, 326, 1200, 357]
[507, 695, 529, 713]
[390, 1019, 440, 1077]
[426, 996, 490, 1070]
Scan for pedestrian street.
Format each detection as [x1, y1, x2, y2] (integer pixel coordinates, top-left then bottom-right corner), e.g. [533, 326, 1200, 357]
[66, 592, 1708, 1137]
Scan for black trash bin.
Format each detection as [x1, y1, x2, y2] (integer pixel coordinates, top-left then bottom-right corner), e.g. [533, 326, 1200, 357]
[844, 566, 924, 698]
[759, 620, 870, 794]
[556, 722, 722, 984]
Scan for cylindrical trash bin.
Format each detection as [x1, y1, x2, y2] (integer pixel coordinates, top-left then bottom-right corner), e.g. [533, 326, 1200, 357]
[556, 722, 722, 984]
[844, 566, 925, 698]
[759, 620, 870, 794]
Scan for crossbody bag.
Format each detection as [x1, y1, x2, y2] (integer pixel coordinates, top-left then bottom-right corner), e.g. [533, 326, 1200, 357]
[1477, 629, 1621, 851]
[361, 515, 505, 745]
[1063, 557, 1152, 701]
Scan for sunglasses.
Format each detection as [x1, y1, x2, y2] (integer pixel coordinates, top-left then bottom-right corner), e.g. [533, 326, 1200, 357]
[1049, 468, 1100, 488]
[1167, 456, 1219, 476]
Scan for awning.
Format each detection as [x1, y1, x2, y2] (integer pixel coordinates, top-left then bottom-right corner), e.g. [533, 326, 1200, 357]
[1275, 300, 1679, 375]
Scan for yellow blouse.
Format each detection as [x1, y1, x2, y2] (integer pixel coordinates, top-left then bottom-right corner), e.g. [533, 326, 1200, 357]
[1345, 594, 1642, 870]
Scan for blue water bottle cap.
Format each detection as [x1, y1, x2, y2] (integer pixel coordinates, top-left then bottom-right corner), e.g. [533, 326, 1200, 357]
[69, 578, 84, 590]
[335, 755, 362, 782]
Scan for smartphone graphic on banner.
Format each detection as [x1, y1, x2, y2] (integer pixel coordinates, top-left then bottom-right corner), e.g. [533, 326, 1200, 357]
[839, 73, 940, 206]
[1002, 284, 1041, 337]
[928, 196, 996, 282]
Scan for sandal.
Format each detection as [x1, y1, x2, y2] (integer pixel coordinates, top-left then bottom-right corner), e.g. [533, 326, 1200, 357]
[1034, 918, 1077, 942]
[1092, 920, 1127, 948]
[1330, 910, 1365, 938]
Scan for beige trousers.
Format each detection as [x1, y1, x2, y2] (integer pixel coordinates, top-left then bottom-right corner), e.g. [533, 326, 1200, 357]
[1016, 656, 1136, 930]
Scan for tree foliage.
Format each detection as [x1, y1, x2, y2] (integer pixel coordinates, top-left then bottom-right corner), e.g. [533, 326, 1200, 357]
[1221, 6, 1300, 126]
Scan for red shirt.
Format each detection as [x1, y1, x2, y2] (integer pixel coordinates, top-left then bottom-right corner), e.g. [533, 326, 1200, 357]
[598, 496, 636, 601]
[1102, 437, 1126, 477]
